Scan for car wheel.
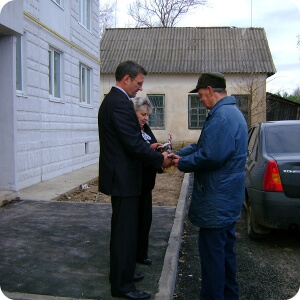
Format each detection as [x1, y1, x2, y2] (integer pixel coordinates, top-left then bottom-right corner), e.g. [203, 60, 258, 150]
[246, 199, 264, 239]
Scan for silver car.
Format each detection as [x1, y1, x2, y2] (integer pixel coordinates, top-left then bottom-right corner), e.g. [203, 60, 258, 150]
[244, 120, 300, 238]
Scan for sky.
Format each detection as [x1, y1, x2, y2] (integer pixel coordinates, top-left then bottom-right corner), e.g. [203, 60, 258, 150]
[1, 0, 299, 94]
[111, 0, 300, 95]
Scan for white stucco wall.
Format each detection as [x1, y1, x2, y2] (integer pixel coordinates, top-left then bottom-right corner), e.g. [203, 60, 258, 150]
[14, 0, 100, 189]
[101, 72, 267, 149]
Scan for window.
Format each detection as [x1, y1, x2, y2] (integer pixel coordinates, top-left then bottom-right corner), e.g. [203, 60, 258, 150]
[232, 94, 249, 123]
[79, 64, 91, 104]
[79, 0, 91, 30]
[247, 126, 258, 160]
[16, 36, 23, 91]
[265, 125, 300, 154]
[188, 94, 208, 129]
[147, 94, 164, 129]
[48, 48, 61, 99]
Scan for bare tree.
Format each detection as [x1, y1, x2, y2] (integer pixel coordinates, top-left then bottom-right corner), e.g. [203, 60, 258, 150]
[99, 0, 117, 38]
[128, 0, 208, 28]
[231, 73, 278, 127]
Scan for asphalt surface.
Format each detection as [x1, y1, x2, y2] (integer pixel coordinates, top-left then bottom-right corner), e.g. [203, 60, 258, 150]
[0, 164, 190, 300]
[0, 200, 175, 299]
[2, 165, 299, 300]
[174, 174, 300, 300]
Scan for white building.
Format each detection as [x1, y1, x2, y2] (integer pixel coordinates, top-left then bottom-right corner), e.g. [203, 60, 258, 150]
[0, 0, 100, 203]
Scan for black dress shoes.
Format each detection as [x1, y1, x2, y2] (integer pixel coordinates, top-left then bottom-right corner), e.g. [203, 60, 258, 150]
[133, 273, 144, 282]
[112, 289, 151, 299]
[137, 258, 152, 265]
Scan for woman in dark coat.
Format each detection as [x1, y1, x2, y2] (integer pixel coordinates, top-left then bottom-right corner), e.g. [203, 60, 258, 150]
[131, 97, 163, 265]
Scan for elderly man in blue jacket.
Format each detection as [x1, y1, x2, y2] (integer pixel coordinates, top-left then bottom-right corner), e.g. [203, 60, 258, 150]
[171, 72, 248, 300]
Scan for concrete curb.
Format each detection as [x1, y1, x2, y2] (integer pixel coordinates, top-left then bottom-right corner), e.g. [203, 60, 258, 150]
[155, 173, 190, 300]
[2, 290, 93, 300]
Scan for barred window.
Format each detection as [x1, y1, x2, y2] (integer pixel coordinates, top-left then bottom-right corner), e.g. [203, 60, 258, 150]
[232, 94, 249, 123]
[147, 94, 164, 129]
[188, 94, 208, 129]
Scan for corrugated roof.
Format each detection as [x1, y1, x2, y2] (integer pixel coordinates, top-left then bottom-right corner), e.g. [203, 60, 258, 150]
[100, 27, 276, 76]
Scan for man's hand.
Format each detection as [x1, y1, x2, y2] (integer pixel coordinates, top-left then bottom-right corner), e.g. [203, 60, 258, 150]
[150, 142, 163, 151]
[168, 153, 181, 167]
[162, 152, 172, 168]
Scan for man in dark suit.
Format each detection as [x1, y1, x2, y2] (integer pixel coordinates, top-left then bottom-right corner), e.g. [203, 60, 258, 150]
[98, 61, 171, 299]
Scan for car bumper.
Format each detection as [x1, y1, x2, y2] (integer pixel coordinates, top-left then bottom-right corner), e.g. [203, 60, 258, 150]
[247, 188, 300, 230]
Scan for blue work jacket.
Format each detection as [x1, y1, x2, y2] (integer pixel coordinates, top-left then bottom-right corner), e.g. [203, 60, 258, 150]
[177, 96, 248, 228]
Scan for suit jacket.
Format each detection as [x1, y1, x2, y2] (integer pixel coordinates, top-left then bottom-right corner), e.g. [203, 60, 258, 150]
[98, 87, 164, 197]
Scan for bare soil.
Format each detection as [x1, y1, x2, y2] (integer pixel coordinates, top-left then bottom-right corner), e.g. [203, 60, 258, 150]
[56, 168, 185, 206]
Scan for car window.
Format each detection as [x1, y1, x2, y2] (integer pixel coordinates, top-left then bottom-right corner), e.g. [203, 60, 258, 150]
[248, 127, 258, 153]
[247, 127, 259, 161]
[265, 125, 300, 154]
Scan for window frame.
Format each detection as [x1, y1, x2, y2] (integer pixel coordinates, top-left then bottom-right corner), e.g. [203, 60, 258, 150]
[79, 0, 91, 31]
[16, 35, 23, 92]
[79, 63, 92, 105]
[48, 47, 62, 101]
[188, 94, 209, 129]
[147, 94, 165, 129]
[232, 94, 249, 123]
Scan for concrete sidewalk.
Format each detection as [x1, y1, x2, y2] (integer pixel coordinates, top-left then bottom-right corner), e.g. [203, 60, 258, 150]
[0, 164, 189, 300]
[18, 164, 99, 201]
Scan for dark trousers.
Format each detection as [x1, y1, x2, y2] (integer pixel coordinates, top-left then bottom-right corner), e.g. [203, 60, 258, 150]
[110, 196, 139, 296]
[198, 223, 239, 300]
[136, 190, 152, 261]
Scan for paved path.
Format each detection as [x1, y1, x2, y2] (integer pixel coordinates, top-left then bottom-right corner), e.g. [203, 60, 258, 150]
[0, 164, 190, 300]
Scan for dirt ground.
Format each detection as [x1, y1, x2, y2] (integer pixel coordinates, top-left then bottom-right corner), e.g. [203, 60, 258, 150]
[56, 167, 185, 206]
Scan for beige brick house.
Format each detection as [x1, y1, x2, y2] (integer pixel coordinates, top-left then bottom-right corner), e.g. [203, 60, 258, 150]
[100, 27, 276, 147]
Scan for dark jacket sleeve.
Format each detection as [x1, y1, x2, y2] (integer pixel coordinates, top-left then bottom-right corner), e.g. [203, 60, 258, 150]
[112, 97, 164, 169]
[98, 87, 164, 196]
[178, 115, 235, 173]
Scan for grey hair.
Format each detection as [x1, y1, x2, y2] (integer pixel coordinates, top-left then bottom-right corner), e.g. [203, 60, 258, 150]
[212, 88, 227, 93]
[131, 97, 152, 113]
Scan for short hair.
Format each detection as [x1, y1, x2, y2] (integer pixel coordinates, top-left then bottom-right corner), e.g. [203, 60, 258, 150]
[131, 97, 152, 114]
[212, 88, 226, 93]
[115, 61, 148, 82]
